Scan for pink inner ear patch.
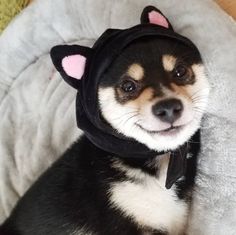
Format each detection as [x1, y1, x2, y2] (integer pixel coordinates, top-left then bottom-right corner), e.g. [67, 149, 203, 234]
[62, 55, 86, 80]
[148, 11, 169, 28]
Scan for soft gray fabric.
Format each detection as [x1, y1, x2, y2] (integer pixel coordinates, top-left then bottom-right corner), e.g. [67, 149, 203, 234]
[0, 0, 235, 234]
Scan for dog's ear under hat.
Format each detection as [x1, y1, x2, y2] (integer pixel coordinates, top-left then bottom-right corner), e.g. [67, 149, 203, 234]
[50, 45, 91, 89]
[141, 6, 173, 30]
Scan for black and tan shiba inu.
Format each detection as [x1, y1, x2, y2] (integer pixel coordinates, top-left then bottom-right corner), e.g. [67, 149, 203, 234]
[0, 6, 209, 235]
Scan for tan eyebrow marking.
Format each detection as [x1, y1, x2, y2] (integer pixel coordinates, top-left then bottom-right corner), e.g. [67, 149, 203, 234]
[162, 54, 177, 72]
[127, 63, 144, 81]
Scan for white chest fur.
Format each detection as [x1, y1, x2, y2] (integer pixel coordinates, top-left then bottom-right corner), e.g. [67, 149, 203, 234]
[109, 155, 188, 235]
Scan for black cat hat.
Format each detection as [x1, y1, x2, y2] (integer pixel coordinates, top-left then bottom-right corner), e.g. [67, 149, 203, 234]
[50, 6, 200, 189]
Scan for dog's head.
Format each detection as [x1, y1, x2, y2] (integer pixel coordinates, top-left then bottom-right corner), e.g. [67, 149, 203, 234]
[98, 38, 209, 151]
[51, 6, 209, 152]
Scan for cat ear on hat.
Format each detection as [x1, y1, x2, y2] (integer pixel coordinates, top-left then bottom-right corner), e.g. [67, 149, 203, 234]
[50, 45, 91, 89]
[141, 6, 173, 30]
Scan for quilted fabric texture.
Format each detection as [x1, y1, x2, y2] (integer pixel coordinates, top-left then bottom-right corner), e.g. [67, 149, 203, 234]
[0, 0, 235, 234]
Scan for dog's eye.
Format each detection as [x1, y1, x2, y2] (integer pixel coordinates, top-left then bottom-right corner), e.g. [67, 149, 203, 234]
[120, 80, 137, 93]
[173, 65, 188, 79]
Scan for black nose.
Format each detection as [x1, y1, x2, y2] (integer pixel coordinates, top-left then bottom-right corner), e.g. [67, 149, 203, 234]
[152, 99, 183, 124]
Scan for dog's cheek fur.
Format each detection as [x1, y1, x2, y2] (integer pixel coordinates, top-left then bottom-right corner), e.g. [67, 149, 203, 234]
[98, 86, 179, 151]
[186, 64, 210, 111]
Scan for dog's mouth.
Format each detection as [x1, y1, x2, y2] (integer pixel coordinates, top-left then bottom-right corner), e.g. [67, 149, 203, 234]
[136, 123, 185, 136]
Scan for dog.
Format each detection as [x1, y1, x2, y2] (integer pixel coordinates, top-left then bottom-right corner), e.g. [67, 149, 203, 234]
[0, 6, 209, 235]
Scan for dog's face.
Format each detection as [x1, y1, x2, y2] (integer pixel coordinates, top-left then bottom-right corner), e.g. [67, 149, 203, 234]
[50, 6, 209, 152]
[98, 37, 209, 151]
